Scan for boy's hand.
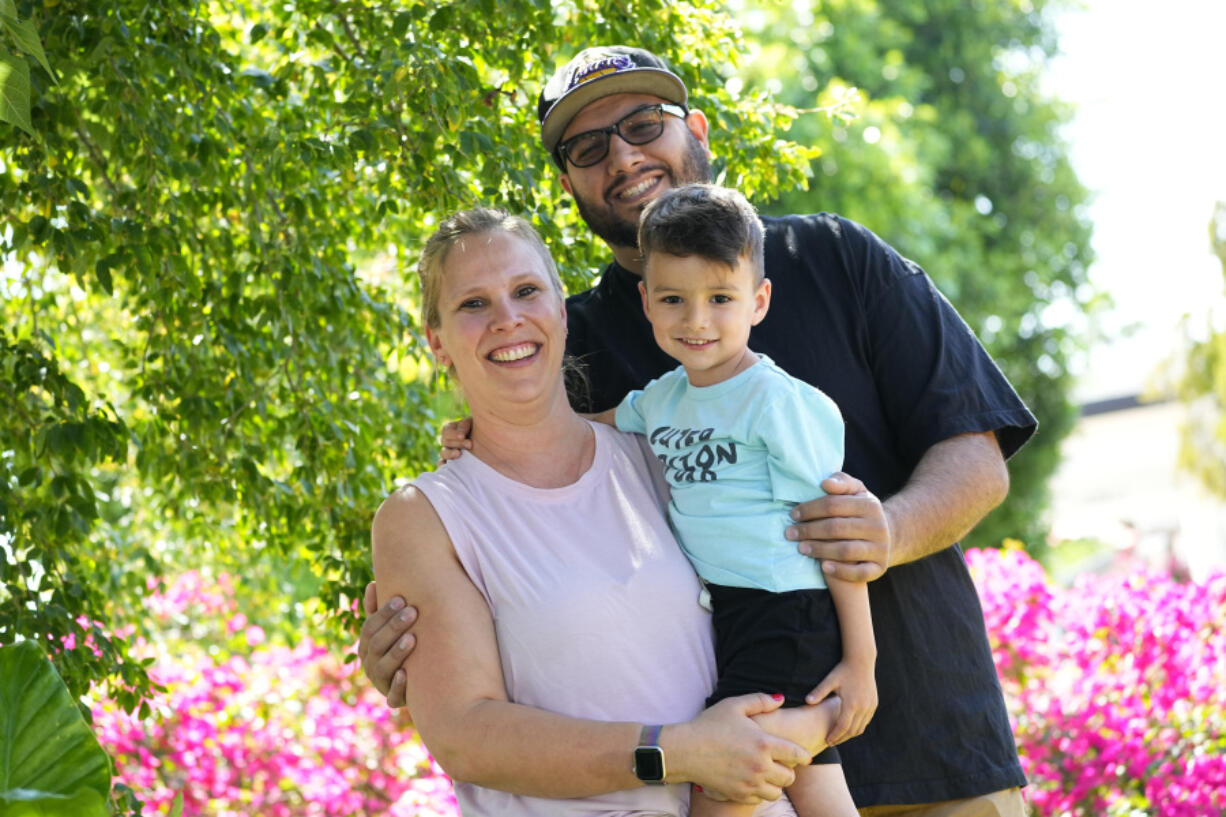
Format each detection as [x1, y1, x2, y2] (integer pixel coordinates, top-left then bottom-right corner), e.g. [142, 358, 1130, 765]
[438, 417, 473, 463]
[804, 659, 878, 745]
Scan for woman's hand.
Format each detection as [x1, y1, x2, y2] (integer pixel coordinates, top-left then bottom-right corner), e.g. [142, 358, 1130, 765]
[665, 693, 811, 804]
[438, 417, 473, 463]
[804, 659, 878, 745]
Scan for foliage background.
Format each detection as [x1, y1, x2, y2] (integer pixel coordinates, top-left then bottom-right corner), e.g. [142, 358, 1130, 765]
[736, 0, 1095, 549]
[3, 0, 1092, 751]
[1, 0, 814, 705]
[1167, 202, 1226, 497]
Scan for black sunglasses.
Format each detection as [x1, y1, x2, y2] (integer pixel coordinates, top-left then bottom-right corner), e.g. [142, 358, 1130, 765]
[557, 103, 688, 168]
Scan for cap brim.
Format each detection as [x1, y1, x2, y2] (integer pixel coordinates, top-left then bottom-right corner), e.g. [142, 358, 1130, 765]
[541, 69, 688, 154]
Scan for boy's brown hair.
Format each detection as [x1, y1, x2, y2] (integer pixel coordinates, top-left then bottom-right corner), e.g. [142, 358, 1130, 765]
[637, 184, 765, 282]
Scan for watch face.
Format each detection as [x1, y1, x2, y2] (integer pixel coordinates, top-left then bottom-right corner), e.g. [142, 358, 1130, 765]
[634, 746, 665, 782]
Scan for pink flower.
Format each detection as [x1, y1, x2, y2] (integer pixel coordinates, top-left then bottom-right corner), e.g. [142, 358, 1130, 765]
[93, 574, 459, 817]
[91, 552, 1225, 817]
[969, 546, 1226, 816]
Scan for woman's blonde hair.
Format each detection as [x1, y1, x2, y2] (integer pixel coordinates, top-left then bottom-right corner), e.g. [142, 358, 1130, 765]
[417, 208, 564, 330]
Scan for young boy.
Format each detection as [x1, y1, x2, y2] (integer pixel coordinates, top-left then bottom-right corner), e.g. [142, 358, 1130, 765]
[595, 184, 875, 817]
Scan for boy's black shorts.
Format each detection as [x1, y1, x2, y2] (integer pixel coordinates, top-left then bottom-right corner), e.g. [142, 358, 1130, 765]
[704, 583, 844, 765]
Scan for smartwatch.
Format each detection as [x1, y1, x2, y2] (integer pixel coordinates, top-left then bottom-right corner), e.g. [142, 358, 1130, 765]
[633, 724, 666, 784]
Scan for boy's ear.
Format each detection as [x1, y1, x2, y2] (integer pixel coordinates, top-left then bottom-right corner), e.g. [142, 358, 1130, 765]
[752, 278, 772, 326]
[638, 279, 651, 317]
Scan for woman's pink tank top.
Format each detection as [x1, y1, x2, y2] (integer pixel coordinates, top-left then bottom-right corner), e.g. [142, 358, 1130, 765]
[413, 422, 715, 816]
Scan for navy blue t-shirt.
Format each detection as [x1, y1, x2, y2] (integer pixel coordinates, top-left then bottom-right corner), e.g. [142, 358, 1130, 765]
[565, 213, 1035, 807]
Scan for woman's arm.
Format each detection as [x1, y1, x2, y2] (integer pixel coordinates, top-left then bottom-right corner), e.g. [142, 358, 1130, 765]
[371, 487, 810, 802]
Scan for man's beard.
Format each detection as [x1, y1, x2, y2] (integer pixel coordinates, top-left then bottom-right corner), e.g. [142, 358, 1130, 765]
[572, 134, 712, 251]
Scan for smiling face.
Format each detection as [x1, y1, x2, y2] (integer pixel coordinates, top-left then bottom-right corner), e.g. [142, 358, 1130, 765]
[425, 230, 568, 410]
[558, 93, 712, 256]
[639, 251, 771, 387]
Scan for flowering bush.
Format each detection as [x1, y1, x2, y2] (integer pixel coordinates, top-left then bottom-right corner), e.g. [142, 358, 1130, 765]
[92, 572, 458, 817]
[968, 545, 1226, 816]
[93, 554, 1226, 816]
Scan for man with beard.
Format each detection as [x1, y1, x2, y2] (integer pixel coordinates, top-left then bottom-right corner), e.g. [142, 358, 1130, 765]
[361, 46, 1034, 817]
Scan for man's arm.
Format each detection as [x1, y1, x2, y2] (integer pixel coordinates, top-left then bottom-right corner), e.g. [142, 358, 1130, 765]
[880, 430, 1008, 566]
[787, 431, 1009, 581]
[358, 582, 413, 707]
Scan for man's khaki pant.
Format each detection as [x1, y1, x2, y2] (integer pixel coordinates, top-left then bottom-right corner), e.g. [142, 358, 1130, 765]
[858, 787, 1026, 817]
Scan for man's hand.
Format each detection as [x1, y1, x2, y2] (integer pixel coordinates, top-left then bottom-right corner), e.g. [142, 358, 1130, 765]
[357, 581, 417, 708]
[786, 472, 891, 582]
[438, 417, 473, 463]
[804, 660, 878, 745]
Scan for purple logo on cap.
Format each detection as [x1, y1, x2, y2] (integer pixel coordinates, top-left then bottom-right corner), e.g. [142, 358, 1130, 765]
[567, 53, 636, 91]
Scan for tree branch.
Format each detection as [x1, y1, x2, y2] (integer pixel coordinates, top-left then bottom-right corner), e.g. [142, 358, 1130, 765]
[73, 125, 121, 197]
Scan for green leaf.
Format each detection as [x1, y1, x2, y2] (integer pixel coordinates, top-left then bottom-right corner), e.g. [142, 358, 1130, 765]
[0, 47, 32, 136]
[27, 216, 48, 241]
[0, 642, 111, 814]
[94, 257, 114, 296]
[0, 787, 109, 817]
[249, 22, 269, 44]
[392, 11, 412, 39]
[428, 5, 453, 33]
[0, 13, 53, 80]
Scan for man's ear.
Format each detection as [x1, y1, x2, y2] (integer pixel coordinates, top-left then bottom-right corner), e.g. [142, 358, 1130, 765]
[425, 324, 452, 368]
[560, 174, 574, 198]
[684, 108, 711, 152]
[752, 277, 772, 326]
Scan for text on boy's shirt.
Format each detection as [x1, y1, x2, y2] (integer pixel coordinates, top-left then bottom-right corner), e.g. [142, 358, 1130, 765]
[649, 425, 738, 483]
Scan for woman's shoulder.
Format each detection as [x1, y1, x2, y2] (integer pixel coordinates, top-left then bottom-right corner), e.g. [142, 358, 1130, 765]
[371, 482, 449, 560]
[589, 418, 646, 456]
[396, 457, 481, 508]
[588, 420, 652, 471]
[588, 420, 671, 508]
[375, 481, 432, 518]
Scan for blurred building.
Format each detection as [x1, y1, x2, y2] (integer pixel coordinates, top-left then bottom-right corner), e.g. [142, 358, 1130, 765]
[1045, 396, 1226, 583]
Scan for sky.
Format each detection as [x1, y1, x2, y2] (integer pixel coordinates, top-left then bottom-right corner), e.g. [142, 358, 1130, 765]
[1047, 0, 1226, 403]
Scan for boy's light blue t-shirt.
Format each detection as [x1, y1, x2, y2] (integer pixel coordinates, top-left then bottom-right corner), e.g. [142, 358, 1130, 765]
[614, 355, 844, 592]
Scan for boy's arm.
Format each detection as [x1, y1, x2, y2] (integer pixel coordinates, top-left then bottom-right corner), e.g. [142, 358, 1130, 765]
[581, 408, 617, 427]
[759, 386, 877, 743]
[805, 577, 877, 745]
[436, 401, 644, 455]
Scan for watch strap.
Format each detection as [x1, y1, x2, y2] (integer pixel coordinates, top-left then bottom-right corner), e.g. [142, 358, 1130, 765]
[633, 724, 666, 784]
